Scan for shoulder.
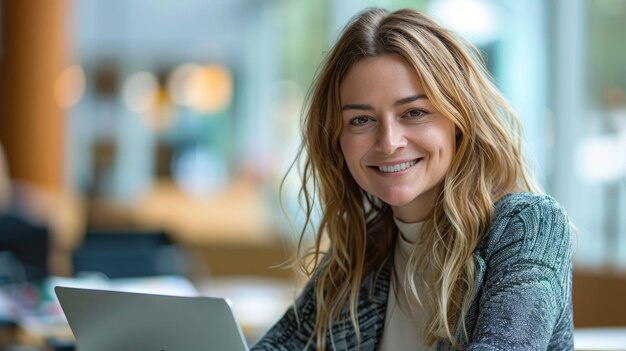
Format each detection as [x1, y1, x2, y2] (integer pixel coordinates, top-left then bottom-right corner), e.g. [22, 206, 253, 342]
[492, 192, 566, 220]
[489, 192, 570, 239]
[478, 192, 572, 270]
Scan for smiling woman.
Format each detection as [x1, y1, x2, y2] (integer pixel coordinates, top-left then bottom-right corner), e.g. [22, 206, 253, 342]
[252, 7, 574, 351]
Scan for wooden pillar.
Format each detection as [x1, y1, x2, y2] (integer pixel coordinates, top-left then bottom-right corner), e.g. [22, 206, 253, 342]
[0, 0, 68, 193]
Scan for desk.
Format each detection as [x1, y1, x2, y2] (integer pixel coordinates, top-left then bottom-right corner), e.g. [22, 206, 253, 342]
[86, 178, 295, 279]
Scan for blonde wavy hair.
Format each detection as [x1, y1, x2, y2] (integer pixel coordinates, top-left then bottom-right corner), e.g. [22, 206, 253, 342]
[288, 7, 541, 350]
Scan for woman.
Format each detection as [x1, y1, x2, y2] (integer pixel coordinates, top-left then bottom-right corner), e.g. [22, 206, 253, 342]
[253, 7, 573, 351]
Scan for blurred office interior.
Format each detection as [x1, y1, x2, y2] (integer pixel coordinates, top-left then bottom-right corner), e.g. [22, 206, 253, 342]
[0, 0, 625, 349]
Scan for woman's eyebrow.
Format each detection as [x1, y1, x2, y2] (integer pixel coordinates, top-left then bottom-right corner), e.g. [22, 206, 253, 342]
[394, 94, 427, 106]
[341, 103, 373, 111]
[341, 94, 427, 111]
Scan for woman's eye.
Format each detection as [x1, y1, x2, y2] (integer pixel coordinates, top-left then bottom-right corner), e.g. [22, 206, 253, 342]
[405, 109, 427, 119]
[349, 116, 371, 126]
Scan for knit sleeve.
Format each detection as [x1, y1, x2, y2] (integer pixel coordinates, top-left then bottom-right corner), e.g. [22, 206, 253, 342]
[466, 196, 574, 351]
[250, 276, 318, 351]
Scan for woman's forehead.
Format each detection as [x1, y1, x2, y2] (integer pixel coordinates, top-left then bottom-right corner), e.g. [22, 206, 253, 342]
[339, 55, 426, 105]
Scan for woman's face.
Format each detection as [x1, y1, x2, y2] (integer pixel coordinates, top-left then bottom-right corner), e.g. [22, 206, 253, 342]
[339, 54, 457, 222]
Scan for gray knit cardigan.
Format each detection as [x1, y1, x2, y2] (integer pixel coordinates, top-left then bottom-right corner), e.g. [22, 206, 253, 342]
[252, 192, 574, 350]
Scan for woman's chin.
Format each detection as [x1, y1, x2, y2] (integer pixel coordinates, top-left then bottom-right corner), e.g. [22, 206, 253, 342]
[378, 195, 416, 208]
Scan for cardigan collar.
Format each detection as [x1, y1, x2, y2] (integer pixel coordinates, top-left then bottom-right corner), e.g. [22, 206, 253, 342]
[328, 261, 392, 350]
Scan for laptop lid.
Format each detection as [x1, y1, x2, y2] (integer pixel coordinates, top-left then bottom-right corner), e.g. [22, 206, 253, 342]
[54, 286, 249, 351]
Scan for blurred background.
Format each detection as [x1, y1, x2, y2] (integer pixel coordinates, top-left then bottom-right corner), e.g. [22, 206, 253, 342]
[0, 0, 625, 349]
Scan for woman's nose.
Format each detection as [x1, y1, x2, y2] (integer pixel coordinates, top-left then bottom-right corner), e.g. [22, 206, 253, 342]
[375, 120, 407, 154]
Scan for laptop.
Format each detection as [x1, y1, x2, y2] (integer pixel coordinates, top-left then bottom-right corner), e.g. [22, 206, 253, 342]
[54, 286, 250, 351]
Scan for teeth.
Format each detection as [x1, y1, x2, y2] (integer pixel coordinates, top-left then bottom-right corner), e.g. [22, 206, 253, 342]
[378, 160, 418, 173]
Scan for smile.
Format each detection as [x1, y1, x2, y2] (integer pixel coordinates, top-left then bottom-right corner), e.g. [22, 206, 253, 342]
[377, 159, 420, 173]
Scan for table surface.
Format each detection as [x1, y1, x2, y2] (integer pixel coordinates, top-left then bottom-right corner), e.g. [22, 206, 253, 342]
[574, 327, 626, 350]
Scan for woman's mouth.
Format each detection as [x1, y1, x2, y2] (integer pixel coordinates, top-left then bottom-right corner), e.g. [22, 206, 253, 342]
[376, 159, 421, 173]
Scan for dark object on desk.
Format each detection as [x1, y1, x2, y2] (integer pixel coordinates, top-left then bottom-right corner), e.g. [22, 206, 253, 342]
[72, 230, 183, 278]
[0, 214, 49, 282]
[47, 337, 76, 351]
[0, 321, 18, 350]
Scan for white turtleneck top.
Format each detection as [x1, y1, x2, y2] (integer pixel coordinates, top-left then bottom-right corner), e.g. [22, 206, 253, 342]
[378, 218, 436, 351]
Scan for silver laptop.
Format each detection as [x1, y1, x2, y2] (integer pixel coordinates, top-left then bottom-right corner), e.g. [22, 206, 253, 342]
[54, 286, 250, 351]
